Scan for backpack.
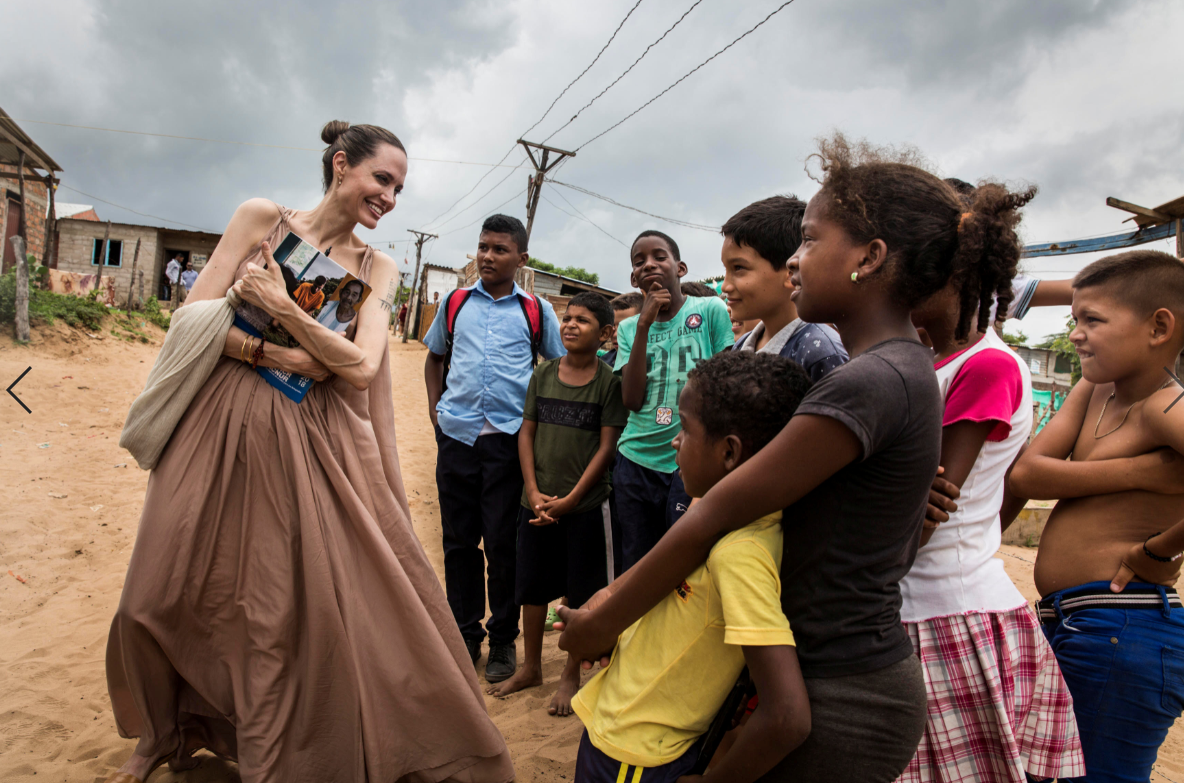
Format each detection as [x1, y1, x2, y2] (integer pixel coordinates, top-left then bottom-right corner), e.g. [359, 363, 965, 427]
[442, 286, 545, 389]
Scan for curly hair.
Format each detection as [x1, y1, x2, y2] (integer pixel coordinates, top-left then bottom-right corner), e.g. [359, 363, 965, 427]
[632, 230, 681, 261]
[686, 351, 812, 457]
[808, 133, 1036, 340]
[320, 120, 406, 194]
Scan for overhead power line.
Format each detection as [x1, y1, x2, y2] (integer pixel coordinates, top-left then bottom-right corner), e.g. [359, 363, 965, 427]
[550, 179, 717, 232]
[432, 160, 524, 232]
[441, 187, 532, 237]
[542, 191, 628, 247]
[575, 0, 799, 151]
[542, 0, 705, 144]
[56, 184, 214, 232]
[520, 0, 647, 140]
[428, 0, 646, 230]
[12, 118, 527, 169]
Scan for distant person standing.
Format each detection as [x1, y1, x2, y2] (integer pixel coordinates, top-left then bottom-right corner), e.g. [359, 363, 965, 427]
[180, 261, 199, 301]
[397, 301, 409, 335]
[165, 254, 182, 293]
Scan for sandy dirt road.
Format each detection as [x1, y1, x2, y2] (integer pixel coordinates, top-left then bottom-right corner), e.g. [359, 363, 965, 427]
[1, 323, 1180, 782]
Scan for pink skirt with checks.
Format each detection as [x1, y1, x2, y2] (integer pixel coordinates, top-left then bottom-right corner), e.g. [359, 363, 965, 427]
[898, 604, 1085, 783]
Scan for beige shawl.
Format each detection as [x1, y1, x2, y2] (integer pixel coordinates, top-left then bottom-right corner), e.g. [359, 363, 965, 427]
[120, 290, 242, 470]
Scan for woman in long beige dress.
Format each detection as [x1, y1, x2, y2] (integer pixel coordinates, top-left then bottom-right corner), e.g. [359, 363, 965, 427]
[103, 121, 514, 783]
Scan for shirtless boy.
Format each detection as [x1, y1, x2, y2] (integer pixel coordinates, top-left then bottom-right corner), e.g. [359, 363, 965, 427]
[1009, 250, 1184, 783]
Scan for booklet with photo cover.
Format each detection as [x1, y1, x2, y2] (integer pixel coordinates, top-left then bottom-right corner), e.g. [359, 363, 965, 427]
[234, 231, 373, 403]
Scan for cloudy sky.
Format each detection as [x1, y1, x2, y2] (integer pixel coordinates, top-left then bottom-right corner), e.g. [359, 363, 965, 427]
[6, 0, 1182, 342]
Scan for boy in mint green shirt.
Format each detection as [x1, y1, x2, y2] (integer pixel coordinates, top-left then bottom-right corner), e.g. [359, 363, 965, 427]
[614, 230, 734, 569]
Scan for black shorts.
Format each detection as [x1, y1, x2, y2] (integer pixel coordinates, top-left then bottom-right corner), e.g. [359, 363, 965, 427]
[514, 499, 613, 609]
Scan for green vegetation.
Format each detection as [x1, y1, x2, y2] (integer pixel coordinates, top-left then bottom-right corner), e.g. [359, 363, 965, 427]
[1000, 327, 1027, 346]
[141, 296, 172, 331]
[1037, 315, 1082, 383]
[527, 258, 599, 285]
[0, 271, 110, 331]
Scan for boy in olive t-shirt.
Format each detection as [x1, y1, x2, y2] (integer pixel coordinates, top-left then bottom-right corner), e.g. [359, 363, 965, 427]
[488, 293, 628, 718]
[614, 230, 734, 569]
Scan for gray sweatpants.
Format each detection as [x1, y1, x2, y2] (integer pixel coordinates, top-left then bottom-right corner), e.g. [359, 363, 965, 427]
[759, 654, 926, 782]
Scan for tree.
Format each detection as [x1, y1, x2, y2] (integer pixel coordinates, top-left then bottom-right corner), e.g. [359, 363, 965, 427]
[1037, 315, 1082, 384]
[1000, 326, 1027, 346]
[527, 258, 599, 286]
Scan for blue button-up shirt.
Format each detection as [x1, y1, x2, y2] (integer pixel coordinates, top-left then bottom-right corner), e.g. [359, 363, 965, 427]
[425, 280, 565, 445]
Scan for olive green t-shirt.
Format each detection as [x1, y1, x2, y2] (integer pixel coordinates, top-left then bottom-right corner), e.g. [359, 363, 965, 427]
[522, 358, 629, 513]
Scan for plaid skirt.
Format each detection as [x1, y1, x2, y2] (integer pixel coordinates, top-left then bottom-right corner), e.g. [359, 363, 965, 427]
[898, 604, 1085, 782]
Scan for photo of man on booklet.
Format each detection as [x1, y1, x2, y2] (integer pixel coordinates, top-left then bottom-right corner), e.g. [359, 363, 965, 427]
[232, 230, 372, 402]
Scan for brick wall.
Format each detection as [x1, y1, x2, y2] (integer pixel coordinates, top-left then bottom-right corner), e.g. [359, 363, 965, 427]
[55, 219, 160, 307]
[0, 163, 50, 262]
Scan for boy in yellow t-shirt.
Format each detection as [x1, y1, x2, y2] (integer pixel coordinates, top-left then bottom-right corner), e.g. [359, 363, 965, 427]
[570, 351, 812, 783]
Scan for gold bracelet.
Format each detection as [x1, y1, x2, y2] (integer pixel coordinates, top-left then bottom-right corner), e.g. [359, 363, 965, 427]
[241, 335, 252, 362]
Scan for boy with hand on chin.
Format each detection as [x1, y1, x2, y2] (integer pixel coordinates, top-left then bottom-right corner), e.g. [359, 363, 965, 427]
[614, 231, 734, 570]
[570, 351, 812, 783]
[1008, 250, 1184, 783]
[424, 214, 565, 684]
[721, 196, 847, 381]
[488, 292, 627, 717]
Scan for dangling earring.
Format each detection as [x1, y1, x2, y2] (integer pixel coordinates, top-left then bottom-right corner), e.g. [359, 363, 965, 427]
[337, 172, 343, 189]
[850, 271, 859, 283]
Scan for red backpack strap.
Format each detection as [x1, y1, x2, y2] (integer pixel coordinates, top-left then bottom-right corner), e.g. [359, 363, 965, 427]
[516, 293, 545, 366]
[445, 288, 473, 336]
[441, 288, 474, 390]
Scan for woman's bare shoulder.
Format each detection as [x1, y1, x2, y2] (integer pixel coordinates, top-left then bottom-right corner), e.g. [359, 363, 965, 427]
[228, 198, 282, 232]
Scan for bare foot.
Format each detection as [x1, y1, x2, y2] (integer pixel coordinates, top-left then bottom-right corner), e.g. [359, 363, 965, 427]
[548, 665, 580, 717]
[110, 749, 166, 781]
[486, 666, 542, 698]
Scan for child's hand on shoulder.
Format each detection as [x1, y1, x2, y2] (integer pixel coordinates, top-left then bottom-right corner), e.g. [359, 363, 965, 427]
[639, 282, 671, 327]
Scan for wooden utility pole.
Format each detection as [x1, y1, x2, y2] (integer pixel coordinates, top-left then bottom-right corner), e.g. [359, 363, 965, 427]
[96, 220, 111, 286]
[403, 229, 437, 344]
[518, 140, 576, 241]
[15, 151, 26, 241]
[126, 238, 142, 312]
[42, 176, 56, 268]
[10, 235, 28, 341]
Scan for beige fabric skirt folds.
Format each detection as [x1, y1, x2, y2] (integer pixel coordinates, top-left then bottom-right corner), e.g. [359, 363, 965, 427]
[106, 219, 513, 782]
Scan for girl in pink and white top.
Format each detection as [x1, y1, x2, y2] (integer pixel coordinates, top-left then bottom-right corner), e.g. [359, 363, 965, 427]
[899, 187, 1084, 783]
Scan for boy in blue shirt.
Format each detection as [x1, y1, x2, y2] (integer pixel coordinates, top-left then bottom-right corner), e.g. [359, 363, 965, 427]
[424, 214, 565, 682]
[721, 196, 848, 381]
[614, 230, 734, 569]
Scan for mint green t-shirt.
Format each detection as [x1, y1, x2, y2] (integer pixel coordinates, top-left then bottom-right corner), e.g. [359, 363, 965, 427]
[613, 296, 735, 473]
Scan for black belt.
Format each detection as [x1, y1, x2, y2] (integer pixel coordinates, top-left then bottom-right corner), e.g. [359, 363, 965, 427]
[1036, 586, 1181, 625]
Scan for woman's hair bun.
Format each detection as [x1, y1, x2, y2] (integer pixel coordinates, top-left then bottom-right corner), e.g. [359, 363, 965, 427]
[321, 120, 350, 146]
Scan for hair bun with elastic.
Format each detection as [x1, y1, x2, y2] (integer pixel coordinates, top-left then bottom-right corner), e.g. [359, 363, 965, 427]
[321, 120, 350, 145]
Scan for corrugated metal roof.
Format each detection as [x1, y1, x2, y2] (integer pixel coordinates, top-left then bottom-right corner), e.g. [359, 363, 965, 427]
[0, 107, 63, 173]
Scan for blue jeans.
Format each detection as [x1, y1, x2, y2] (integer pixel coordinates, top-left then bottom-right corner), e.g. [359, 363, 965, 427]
[1040, 581, 1184, 782]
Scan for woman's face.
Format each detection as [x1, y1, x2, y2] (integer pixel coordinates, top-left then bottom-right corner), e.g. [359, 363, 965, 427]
[339, 281, 363, 308]
[336, 144, 408, 230]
